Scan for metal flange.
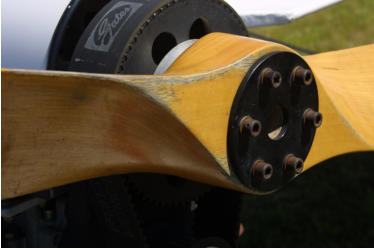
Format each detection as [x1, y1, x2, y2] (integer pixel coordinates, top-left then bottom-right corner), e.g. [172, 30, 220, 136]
[227, 51, 321, 192]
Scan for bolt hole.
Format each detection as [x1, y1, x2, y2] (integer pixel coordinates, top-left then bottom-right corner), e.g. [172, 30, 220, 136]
[295, 160, 304, 172]
[267, 105, 287, 140]
[314, 113, 322, 127]
[264, 165, 273, 179]
[252, 122, 260, 133]
[189, 17, 211, 39]
[152, 32, 177, 65]
[272, 72, 282, 87]
[240, 116, 262, 136]
[305, 71, 312, 82]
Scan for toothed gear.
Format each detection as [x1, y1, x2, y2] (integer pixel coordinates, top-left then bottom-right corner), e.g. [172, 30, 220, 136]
[59, 0, 248, 246]
[129, 193, 197, 247]
[87, 176, 149, 247]
[69, 0, 248, 206]
[70, 0, 248, 74]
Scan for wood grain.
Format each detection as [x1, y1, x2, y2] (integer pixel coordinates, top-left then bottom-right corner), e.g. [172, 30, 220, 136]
[304, 44, 374, 170]
[2, 33, 374, 199]
[2, 33, 288, 199]
[1, 70, 240, 199]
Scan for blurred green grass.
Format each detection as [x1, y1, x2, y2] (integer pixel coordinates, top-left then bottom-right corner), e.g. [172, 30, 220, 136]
[249, 0, 374, 53]
[239, 0, 374, 247]
[239, 153, 374, 247]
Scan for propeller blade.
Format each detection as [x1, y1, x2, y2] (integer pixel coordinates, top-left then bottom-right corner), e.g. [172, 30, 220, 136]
[304, 44, 374, 170]
[2, 33, 373, 199]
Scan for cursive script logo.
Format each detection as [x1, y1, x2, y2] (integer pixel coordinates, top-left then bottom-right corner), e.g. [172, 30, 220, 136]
[85, 1, 142, 52]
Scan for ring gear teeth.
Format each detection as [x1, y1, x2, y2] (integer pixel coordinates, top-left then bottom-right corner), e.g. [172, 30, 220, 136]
[65, 0, 249, 246]
[116, 0, 248, 74]
[131, 198, 197, 247]
[70, 0, 248, 74]
[88, 176, 149, 247]
[69, 0, 248, 206]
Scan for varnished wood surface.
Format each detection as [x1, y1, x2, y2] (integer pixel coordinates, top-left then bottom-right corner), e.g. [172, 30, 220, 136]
[2, 33, 374, 199]
[149, 33, 292, 174]
[2, 33, 289, 199]
[164, 33, 284, 75]
[2, 70, 242, 199]
[304, 44, 374, 170]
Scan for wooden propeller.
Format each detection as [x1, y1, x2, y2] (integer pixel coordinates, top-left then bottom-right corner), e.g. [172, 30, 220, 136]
[2, 33, 374, 199]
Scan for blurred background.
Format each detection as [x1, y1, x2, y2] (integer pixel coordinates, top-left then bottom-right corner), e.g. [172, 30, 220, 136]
[239, 0, 374, 246]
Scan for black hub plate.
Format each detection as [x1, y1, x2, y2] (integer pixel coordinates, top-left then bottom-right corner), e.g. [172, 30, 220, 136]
[227, 52, 319, 192]
[69, 0, 248, 74]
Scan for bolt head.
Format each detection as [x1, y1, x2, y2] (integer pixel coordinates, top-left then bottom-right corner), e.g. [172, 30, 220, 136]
[284, 154, 304, 175]
[240, 116, 262, 136]
[261, 68, 282, 88]
[303, 108, 323, 128]
[293, 66, 313, 86]
[252, 160, 273, 181]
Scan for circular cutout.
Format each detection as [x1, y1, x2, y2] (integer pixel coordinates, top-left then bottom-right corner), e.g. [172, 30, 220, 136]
[264, 165, 273, 179]
[272, 72, 282, 88]
[314, 112, 323, 127]
[304, 70, 312, 84]
[152, 32, 177, 65]
[252, 122, 261, 134]
[295, 160, 304, 172]
[267, 105, 287, 140]
[189, 17, 211, 39]
[70, 0, 248, 74]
